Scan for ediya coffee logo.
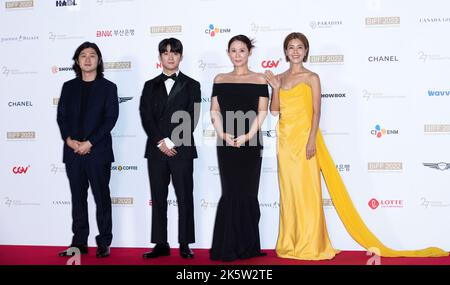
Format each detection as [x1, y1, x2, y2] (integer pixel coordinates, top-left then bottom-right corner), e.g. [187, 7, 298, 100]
[309, 20, 342, 29]
[111, 165, 138, 171]
[423, 162, 450, 171]
[368, 198, 404, 209]
[261, 59, 281, 69]
[428, 90, 450, 97]
[368, 55, 399, 62]
[1, 35, 38, 43]
[365, 17, 400, 27]
[12, 165, 30, 174]
[51, 65, 73, 74]
[150, 25, 182, 34]
[119, 97, 133, 104]
[96, 29, 135, 38]
[205, 24, 231, 37]
[371, 124, 399, 138]
[8, 101, 33, 107]
[56, 0, 77, 7]
[7, 131, 36, 140]
[5, 1, 33, 9]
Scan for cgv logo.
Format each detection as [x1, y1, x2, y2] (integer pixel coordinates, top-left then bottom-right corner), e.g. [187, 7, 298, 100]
[12, 166, 30, 174]
[261, 60, 281, 69]
[96, 30, 112, 37]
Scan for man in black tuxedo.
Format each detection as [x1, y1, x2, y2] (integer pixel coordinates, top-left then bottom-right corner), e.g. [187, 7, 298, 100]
[57, 42, 119, 258]
[139, 38, 201, 259]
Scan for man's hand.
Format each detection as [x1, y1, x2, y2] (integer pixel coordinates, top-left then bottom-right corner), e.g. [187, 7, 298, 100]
[158, 139, 177, 157]
[66, 137, 81, 152]
[75, 141, 93, 156]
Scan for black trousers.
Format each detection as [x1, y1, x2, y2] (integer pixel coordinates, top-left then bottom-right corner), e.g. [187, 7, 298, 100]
[65, 157, 113, 246]
[147, 158, 195, 244]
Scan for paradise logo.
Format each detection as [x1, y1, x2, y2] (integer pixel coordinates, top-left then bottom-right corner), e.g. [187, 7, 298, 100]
[205, 24, 231, 37]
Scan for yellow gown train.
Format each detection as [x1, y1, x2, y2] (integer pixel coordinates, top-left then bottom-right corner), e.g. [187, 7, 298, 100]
[276, 82, 448, 259]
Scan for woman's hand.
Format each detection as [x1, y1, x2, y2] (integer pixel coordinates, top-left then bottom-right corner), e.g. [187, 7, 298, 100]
[264, 70, 281, 90]
[306, 138, 316, 160]
[233, 134, 248, 148]
[222, 133, 236, 146]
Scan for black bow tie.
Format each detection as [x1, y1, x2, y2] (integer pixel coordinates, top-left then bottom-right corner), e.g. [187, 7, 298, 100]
[162, 73, 177, 81]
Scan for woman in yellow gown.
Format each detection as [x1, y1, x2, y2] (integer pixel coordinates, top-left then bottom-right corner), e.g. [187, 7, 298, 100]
[265, 32, 448, 260]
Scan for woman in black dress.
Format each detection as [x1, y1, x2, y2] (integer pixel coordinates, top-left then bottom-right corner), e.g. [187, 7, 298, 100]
[209, 35, 269, 261]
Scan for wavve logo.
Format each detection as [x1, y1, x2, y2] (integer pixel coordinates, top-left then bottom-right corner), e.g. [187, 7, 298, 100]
[428, 90, 450, 96]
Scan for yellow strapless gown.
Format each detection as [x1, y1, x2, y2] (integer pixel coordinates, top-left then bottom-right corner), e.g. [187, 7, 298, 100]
[276, 82, 448, 259]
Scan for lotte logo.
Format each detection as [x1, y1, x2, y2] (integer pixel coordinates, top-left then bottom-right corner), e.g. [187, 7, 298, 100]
[12, 166, 30, 174]
[261, 59, 281, 69]
[368, 198, 379, 209]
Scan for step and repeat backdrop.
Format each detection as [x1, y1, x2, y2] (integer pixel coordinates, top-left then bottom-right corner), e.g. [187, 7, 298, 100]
[1, 0, 449, 250]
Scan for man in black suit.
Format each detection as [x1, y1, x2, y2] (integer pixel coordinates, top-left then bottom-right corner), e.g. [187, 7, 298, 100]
[57, 42, 119, 258]
[139, 38, 201, 259]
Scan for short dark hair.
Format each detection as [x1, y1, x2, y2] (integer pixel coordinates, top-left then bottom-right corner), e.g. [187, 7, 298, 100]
[158, 38, 183, 55]
[72, 41, 104, 78]
[227, 34, 255, 51]
[283, 32, 309, 62]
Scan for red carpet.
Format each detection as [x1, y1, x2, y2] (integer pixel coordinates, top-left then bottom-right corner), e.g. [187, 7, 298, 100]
[1, 245, 449, 265]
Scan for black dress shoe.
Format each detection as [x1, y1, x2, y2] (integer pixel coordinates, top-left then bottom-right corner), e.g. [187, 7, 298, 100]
[96, 245, 110, 258]
[143, 243, 170, 259]
[58, 245, 88, 257]
[179, 243, 194, 259]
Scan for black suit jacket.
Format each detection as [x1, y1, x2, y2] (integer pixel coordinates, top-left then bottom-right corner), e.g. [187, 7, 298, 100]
[57, 77, 119, 164]
[139, 72, 201, 160]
